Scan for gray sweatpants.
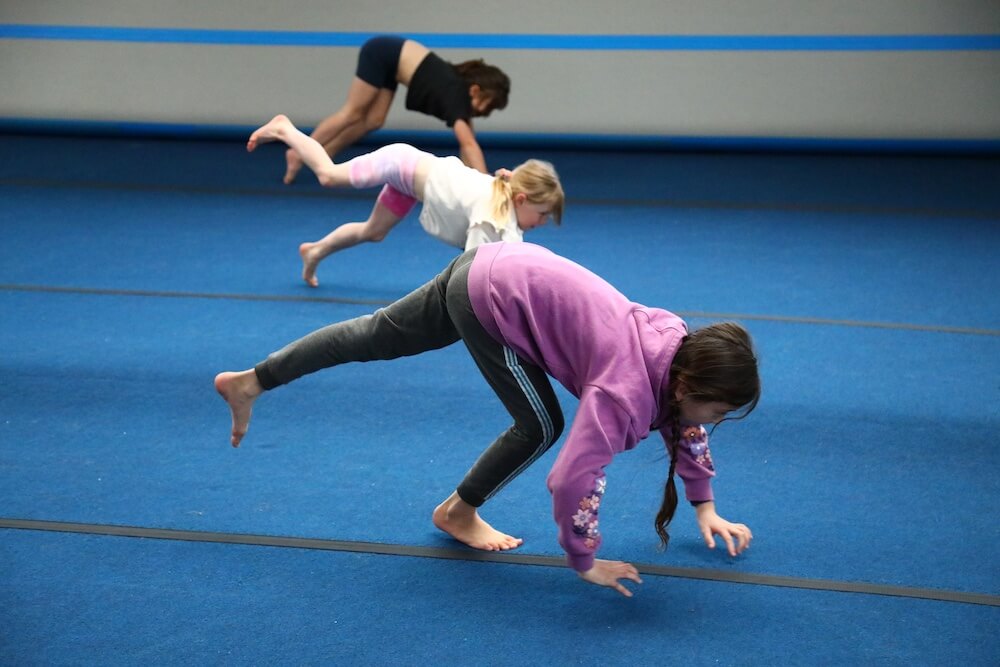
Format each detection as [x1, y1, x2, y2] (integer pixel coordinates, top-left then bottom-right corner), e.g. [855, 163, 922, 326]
[254, 248, 565, 507]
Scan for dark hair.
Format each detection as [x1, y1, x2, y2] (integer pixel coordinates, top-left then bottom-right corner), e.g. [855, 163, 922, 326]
[654, 322, 761, 548]
[453, 59, 510, 111]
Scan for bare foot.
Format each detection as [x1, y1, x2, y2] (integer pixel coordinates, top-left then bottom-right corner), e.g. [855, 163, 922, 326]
[432, 493, 523, 551]
[246, 114, 293, 153]
[299, 242, 321, 287]
[284, 147, 304, 185]
[213, 370, 263, 447]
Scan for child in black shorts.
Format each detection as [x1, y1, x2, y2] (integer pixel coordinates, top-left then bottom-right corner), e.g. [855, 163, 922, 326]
[282, 35, 510, 183]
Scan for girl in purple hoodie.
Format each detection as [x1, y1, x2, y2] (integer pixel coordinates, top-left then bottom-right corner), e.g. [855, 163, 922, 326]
[215, 242, 760, 597]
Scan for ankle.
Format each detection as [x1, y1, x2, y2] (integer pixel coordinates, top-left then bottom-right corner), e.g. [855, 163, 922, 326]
[240, 370, 264, 397]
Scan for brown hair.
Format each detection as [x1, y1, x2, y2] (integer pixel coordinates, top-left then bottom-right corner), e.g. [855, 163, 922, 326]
[453, 59, 510, 111]
[654, 322, 761, 548]
[490, 159, 565, 228]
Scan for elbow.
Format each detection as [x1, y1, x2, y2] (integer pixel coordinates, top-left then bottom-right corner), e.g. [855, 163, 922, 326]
[546, 475, 574, 501]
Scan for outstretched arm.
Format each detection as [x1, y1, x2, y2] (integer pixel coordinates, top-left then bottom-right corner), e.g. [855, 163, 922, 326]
[452, 119, 488, 173]
[247, 114, 349, 188]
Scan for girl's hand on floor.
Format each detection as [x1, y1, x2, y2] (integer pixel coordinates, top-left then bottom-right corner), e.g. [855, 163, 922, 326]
[578, 559, 643, 597]
[695, 502, 753, 556]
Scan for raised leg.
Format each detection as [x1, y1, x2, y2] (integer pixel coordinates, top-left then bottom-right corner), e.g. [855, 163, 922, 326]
[247, 114, 351, 188]
[253, 252, 473, 391]
[282, 79, 389, 184]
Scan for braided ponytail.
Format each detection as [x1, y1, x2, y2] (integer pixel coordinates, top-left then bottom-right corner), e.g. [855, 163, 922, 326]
[654, 401, 681, 548]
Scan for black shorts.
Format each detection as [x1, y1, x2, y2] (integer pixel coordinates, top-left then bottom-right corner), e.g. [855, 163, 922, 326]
[355, 35, 405, 91]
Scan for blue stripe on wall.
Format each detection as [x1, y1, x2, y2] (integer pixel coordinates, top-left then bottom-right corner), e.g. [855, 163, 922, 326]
[2, 24, 999, 51]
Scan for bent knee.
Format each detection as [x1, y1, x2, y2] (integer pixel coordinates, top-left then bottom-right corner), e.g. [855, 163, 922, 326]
[316, 171, 339, 188]
[517, 409, 564, 447]
[550, 412, 566, 443]
[364, 113, 388, 133]
[338, 104, 367, 126]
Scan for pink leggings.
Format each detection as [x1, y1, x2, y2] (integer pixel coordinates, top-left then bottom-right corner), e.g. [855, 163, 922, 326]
[346, 143, 427, 218]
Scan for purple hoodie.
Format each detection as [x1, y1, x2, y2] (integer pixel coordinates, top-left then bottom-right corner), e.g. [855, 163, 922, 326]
[468, 243, 716, 572]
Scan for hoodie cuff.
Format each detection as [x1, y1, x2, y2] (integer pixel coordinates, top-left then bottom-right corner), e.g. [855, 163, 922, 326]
[567, 553, 596, 573]
[683, 477, 714, 503]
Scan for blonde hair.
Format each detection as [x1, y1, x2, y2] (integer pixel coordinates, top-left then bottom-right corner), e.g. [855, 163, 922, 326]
[489, 159, 564, 228]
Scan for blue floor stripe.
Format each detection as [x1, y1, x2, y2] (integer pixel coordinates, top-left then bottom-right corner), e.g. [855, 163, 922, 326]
[4, 118, 998, 155]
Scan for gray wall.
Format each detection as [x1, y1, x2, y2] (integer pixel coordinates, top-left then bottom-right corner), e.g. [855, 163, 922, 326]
[2, 2, 998, 142]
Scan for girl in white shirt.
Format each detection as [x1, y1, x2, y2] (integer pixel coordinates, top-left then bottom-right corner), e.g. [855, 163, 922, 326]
[247, 114, 564, 288]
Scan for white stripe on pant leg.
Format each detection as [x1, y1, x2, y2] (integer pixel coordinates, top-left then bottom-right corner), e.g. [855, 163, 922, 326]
[482, 347, 556, 501]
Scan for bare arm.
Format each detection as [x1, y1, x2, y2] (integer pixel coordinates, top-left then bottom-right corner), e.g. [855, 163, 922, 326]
[453, 119, 487, 173]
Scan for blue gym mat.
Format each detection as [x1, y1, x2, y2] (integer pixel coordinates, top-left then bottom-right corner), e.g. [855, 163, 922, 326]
[1, 134, 997, 665]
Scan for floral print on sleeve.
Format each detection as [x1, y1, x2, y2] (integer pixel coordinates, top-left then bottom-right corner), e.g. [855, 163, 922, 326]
[571, 476, 606, 549]
[680, 425, 714, 471]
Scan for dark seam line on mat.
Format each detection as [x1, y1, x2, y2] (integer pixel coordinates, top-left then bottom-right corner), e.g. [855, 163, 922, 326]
[3, 177, 997, 221]
[2, 518, 997, 608]
[3, 283, 998, 337]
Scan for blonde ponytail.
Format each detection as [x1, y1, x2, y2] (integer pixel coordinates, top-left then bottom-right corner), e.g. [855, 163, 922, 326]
[489, 175, 515, 227]
[489, 159, 565, 228]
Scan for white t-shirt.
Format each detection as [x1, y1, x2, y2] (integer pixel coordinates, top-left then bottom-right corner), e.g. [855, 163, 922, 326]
[419, 156, 523, 250]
